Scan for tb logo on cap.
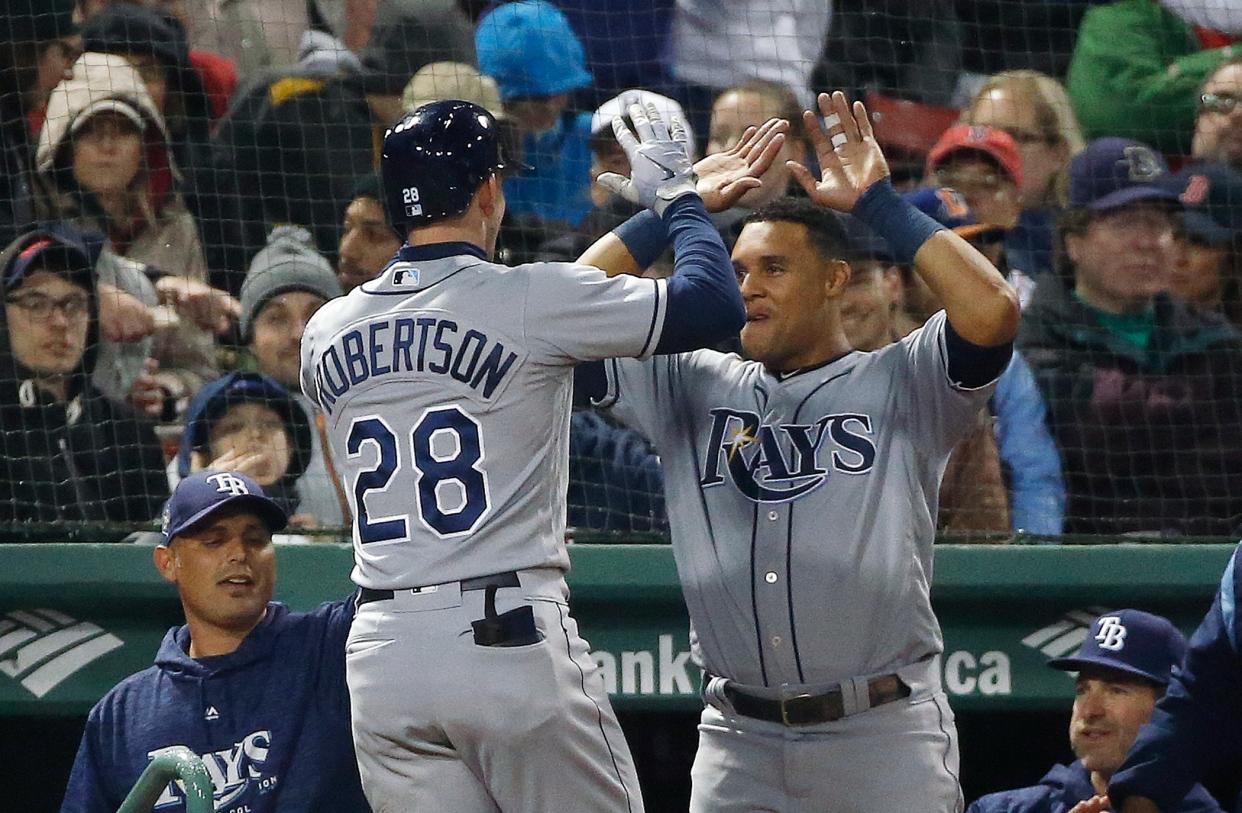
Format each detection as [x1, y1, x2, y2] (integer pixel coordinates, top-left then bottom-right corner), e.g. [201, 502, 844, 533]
[1095, 616, 1128, 651]
[207, 472, 251, 497]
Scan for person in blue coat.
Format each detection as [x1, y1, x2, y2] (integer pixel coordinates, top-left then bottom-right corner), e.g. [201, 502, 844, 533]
[61, 470, 369, 812]
[968, 609, 1221, 813]
[1110, 543, 1242, 813]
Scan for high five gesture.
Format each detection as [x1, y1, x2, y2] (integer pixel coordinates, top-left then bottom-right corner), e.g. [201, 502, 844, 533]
[787, 91, 890, 212]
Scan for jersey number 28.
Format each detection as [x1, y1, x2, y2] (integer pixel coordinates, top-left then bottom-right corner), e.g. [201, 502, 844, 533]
[346, 406, 491, 542]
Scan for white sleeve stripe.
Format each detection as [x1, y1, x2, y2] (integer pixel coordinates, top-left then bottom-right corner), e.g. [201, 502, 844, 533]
[638, 277, 668, 359]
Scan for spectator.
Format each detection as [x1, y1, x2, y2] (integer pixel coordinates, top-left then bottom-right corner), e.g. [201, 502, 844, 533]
[1164, 163, 1242, 324]
[206, 12, 446, 283]
[238, 226, 346, 526]
[1191, 58, 1242, 171]
[176, 371, 315, 524]
[0, 226, 167, 527]
[0, 0, 77, 248]
[964, 70, 1087, 281]
[664, 0, 830, 142]
[475, 0, 595, 229]
[1067, 0, 1239, 154]
[337, 175, 400, 292]
[705, 80, 809, 243]
[37, 52, 230, 415]
[967, 609, 1220, 813]
[60, 470, 369, 812]
[925, 124, 1024, 233]
[1019, 138, 1242, 536]
[842, 189, 1065, 536]
[79, 3, 216, 187]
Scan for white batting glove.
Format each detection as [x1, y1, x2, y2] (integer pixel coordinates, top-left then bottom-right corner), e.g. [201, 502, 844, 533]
[596, 102, 698, 217]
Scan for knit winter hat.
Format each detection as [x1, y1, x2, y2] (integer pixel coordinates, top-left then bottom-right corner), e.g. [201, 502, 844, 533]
[239, 226, 342, 341]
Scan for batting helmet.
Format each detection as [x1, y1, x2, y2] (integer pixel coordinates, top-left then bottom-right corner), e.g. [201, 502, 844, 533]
[381, 100, 520, 229]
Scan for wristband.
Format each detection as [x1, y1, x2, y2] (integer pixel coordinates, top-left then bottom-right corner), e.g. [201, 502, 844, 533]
[851, 178, 944, 265]
[613, 210, 669, 270]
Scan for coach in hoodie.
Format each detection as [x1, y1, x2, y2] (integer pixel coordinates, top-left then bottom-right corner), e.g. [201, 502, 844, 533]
[0, 225, 166, 527]
[61, 470, 368, 812]
[966, 610, 1220, 813]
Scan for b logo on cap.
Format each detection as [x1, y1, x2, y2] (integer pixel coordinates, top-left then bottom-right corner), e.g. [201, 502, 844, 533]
[207, 472, 250, 497]
[1095, 616, 1127, 651]
[1122, 146, 1163, 182]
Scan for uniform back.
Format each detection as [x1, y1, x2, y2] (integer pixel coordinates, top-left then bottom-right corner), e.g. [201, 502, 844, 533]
[301, 248, 665, 588]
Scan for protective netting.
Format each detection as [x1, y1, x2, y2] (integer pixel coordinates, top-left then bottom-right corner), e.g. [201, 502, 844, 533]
[1, 1, 1240, 542]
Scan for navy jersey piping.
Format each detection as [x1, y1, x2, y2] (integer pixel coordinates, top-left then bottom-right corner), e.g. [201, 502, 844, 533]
[638, 278, 662, 357]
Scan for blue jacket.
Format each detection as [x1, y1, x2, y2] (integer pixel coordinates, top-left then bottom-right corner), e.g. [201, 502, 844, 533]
[61, 601, 368, 813]
[503, 111, 595, 228]
[968, 760, 1220, 813]
[993, 351, 1066, 536]
[569, 409, 667, 534]
[1111, 542, 1242, 813]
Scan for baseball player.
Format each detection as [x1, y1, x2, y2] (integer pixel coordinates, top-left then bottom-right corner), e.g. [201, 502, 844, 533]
[579, 90, 1021, 812]
[1103, 542, 1242, 813]
[967, 610, 1220, 813]
[299, 99, 779, 812]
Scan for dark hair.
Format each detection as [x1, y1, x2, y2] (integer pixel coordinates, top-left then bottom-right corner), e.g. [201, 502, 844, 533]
[743, 198, 850, 262]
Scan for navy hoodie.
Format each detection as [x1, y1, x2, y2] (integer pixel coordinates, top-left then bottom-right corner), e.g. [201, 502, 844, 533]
[967, 760, 1220, 813]
[1112, 541, 1242, 813]
[61, 601, 369, 812]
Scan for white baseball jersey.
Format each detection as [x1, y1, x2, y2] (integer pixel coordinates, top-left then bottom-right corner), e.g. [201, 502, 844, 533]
[301, 246, 667, 589]
[600, 311, 997, 688]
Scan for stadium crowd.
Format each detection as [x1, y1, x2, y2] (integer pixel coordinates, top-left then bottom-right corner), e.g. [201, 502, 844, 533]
[0, 0, 1239, 543]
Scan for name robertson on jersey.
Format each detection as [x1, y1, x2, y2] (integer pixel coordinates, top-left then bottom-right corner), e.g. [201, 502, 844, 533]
[700, 407, 877, 502]
[312, 316, 518, 414]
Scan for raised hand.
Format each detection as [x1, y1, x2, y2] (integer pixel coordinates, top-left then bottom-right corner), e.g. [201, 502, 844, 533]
[155, 277, 242, 336]
[787, 90, 890, 212]
[596, 102, 698, 216]
[695, 118, 789, 213]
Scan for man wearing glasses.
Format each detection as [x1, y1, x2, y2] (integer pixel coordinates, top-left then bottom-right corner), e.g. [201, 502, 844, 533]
[0, 226, 167, 527]
[1193, 58, 1242, 172]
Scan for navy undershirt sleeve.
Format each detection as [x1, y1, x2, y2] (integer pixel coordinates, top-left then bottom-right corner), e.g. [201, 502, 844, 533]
[652, 195, 745, 355]
[944, 318, 1013, 388]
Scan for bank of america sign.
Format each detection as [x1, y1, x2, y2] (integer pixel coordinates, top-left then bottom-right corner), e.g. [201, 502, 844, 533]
[0, 609, 123, 697]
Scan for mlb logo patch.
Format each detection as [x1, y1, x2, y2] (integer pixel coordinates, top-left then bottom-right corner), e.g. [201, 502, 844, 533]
[392, 267, 420, 286]
[406, 203, 423, 218]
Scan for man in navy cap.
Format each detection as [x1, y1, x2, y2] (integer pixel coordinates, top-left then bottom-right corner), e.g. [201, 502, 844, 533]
[967, 609, 1221, 813]
[61, 471, 369, 812]
[1018, 137, 1242, 537]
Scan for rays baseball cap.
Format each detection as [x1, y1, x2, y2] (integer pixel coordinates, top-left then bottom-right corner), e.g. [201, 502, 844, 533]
[1046, 609, 1188, 685]
[1068, 138, 1179, 211]
[926, 124, 1023, 189]
[160, 471, 288, 544]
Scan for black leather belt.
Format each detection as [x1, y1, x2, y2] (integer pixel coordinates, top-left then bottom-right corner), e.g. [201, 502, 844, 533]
[357, 571, 520, 606]
[716, 673, 910, 726]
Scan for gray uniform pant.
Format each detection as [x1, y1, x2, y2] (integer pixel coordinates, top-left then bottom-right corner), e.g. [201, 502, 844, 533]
[690, 657, 962, 813]
[346, 569, 644, 813]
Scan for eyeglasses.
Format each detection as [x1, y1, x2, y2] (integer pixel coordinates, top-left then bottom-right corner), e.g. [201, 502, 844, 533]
[933, 168, 1014, 196]
[5, 293, 91, 320]
[1199, 92, 1242, 116]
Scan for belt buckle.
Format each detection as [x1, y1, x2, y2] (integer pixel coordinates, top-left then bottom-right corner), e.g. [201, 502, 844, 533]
[780, 692, 814, 727]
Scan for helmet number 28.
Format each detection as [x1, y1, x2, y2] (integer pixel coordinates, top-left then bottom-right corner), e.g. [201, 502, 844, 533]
[346, 406, 491, 542]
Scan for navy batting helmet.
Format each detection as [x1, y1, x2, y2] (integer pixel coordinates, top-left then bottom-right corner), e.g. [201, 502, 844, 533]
[381, 100, 520, 229]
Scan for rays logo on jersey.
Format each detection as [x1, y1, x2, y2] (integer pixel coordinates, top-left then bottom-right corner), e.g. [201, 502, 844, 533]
[699, 408, 877, 502]
[150, 730, 274, 808]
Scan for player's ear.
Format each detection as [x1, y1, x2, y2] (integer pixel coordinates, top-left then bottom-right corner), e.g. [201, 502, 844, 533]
[478, 176, 502, 218]
[153, 543, 178, 585]
[824, 259, 851, 297]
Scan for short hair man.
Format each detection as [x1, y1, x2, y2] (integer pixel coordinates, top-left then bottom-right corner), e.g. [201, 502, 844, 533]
[240, 226, 346, 524]
[61, 471, 368, 812]
[337, 176, 401, 293]
[1018, 137, 1242, 536]
[967, 609, 1221, 813]
[580, 90, 1020, 811]
[1192, 58, 1242, 171]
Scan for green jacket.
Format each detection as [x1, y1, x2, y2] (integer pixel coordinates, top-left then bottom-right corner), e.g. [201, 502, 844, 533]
[1067, 0, 1236, 153]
